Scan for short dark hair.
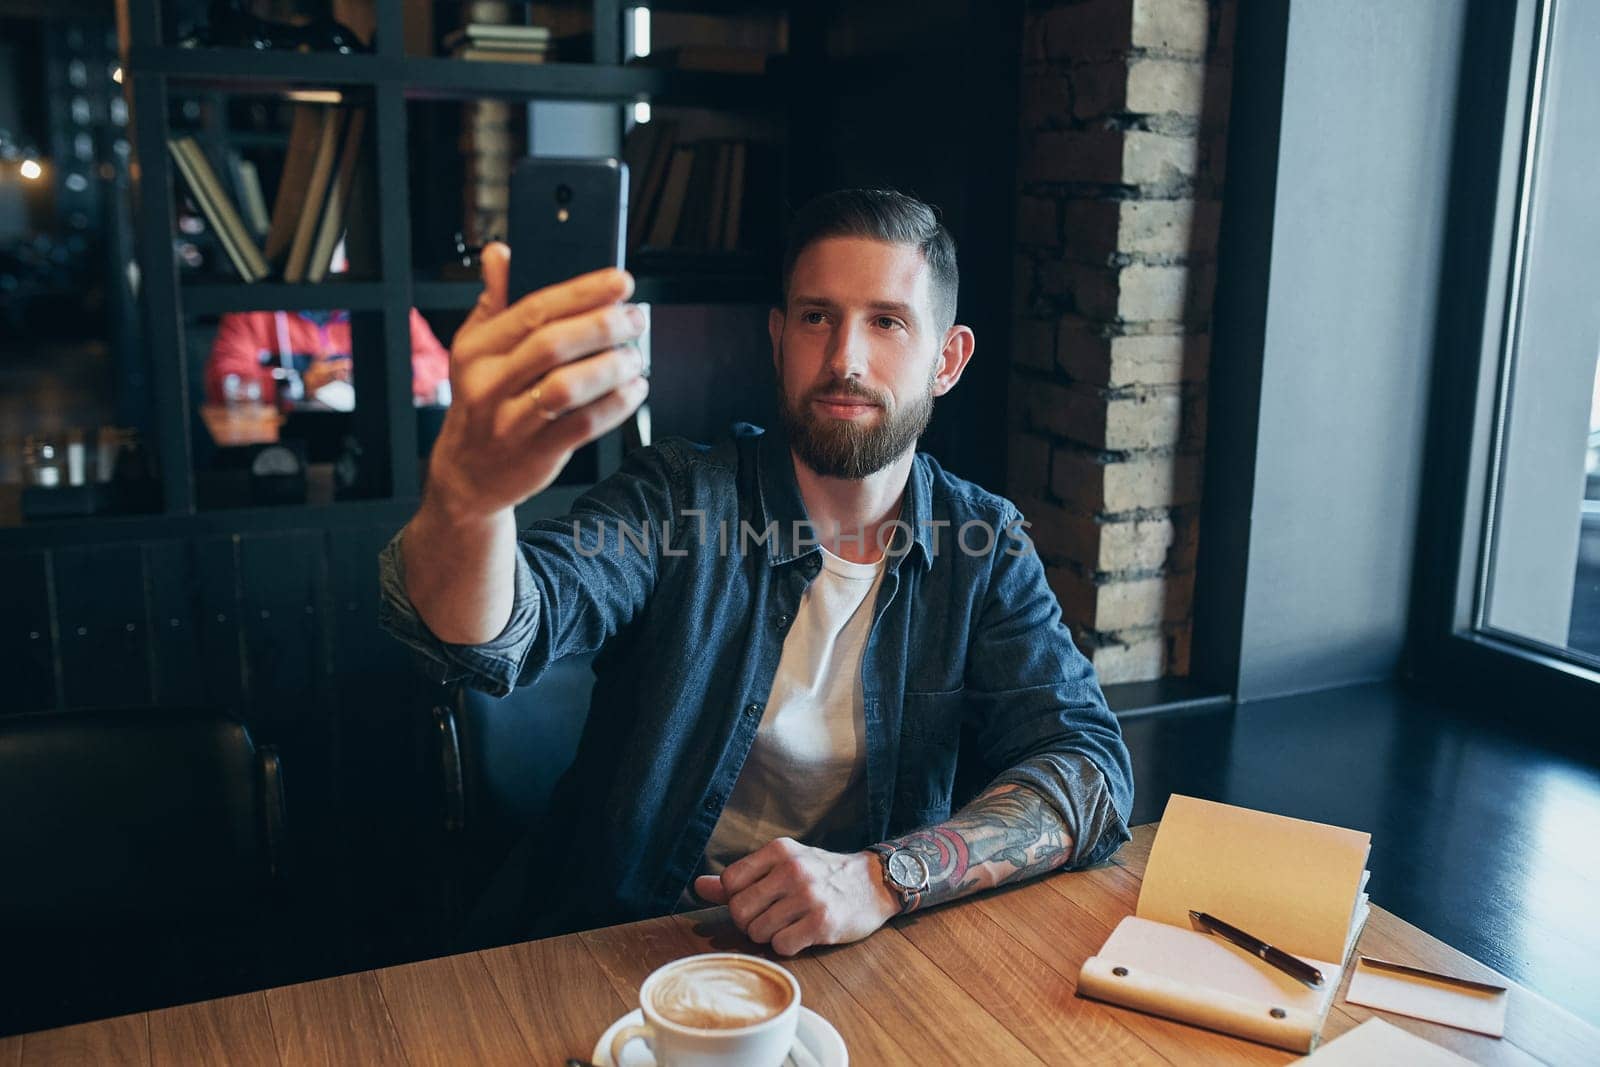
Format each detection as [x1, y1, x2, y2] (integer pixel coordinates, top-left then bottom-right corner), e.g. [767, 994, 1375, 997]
[779, 189, 959, 333]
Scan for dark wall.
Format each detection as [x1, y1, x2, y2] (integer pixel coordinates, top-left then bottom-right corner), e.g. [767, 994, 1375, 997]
[786, 0, 1022, 493]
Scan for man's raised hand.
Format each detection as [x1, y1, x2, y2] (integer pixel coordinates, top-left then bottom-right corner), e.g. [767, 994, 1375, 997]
[425, 241, 650, 520]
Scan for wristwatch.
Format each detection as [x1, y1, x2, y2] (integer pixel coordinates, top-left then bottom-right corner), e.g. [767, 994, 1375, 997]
[866, 843, 930, 914]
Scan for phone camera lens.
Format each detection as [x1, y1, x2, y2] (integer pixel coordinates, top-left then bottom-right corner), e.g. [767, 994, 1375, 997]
[555, 183, 573, 205]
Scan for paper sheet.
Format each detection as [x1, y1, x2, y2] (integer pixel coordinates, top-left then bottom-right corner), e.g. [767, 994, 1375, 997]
[1294, 1018, 1476, 1065]
[1345, 957, 1508, 1038]
[1137, 795, 1372, 963]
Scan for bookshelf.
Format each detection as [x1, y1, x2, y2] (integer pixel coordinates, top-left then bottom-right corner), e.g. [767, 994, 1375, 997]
[121, 0, 801, 517]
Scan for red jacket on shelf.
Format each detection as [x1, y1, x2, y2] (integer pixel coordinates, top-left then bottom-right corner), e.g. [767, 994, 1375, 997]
[204, 309, 452, 406]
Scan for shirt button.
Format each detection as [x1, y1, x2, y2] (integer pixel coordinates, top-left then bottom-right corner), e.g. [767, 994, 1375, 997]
[704, 792, 723, 811]
[745, 702, 763, 717]
[775, 614, 790, 628]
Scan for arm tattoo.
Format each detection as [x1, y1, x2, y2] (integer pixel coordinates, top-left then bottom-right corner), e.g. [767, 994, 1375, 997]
[884, 782, 1073, 912]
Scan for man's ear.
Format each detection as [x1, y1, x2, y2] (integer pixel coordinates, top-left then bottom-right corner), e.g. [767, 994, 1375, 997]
[932, 324, 976, 397]
[768, 306, 785, 371]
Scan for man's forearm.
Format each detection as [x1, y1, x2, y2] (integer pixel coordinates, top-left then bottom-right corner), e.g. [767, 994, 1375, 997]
[400, 493, 519, 646]
[883, 781, 1073, 912]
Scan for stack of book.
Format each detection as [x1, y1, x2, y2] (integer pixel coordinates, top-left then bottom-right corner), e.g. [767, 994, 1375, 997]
[444, 22, 552, 63]
[169, 100, 370, 284]
[622, 120, 776, 257]
[463, 99, 514, 245]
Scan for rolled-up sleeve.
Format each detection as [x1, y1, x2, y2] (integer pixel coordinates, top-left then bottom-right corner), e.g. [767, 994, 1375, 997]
[377, 441, 684, 697]
[378, 530, 543, 695]
[963, 505, 1134, 867]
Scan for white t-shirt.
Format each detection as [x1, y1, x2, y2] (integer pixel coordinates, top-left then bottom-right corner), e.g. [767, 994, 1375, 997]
[699, 544, 888, 875]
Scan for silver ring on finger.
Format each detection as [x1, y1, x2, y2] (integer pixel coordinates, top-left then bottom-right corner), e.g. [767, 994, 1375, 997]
[528, 382, 561, 422]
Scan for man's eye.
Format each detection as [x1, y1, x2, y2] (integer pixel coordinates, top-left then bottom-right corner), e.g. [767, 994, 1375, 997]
[802, 311, 826, 324]
[876, 316, 900, 330]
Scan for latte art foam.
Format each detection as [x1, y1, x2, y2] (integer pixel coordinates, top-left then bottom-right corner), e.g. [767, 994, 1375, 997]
[650, 960, 792, 1030]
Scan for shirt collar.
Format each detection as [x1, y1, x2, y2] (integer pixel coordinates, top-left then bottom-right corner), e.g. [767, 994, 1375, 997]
[754, 421, 935, 572]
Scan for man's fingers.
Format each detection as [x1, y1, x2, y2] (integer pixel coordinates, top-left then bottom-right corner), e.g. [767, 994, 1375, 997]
[693, 875, 728, 904]
[458, 241, 510, 337]
[503, 346, 642, 432]
[457, 265, 634, 360]
[769, 914, 825, 958]
[745, 892, 812, 946]
[513, 373, 647, 458]
[724, 869, 792, 934]
[499, 303, 646, 398]
[720, 838, 795, 897]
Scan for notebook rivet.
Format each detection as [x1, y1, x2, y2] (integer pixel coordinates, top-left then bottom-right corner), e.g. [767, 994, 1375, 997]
[1112, 967, 1129, 977]
[1270, 1008, 1287, 1019]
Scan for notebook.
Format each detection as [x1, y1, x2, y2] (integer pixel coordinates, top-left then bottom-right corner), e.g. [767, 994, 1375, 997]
[1078, 795, 1372, 1053]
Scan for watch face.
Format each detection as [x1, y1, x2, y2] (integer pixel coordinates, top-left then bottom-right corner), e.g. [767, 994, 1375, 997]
[886, 850, 928, 891]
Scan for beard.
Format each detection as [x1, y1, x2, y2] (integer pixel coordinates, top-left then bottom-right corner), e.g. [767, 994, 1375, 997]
[775, 343, 937, 479]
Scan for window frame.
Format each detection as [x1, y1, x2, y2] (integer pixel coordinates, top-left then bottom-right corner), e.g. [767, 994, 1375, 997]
[1407, 0, 1600, 734]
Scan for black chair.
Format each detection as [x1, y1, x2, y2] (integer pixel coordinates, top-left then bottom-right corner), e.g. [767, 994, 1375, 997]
[431, 653, 597, 944]
[0, 707, 288, 1035]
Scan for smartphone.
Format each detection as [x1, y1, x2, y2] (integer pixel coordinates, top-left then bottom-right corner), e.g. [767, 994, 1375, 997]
[507, 156, 629, 303]
[507, 155, 650, 449]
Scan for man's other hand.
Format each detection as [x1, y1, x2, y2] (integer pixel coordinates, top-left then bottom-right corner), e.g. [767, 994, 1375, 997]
[692, 838, 900, 957]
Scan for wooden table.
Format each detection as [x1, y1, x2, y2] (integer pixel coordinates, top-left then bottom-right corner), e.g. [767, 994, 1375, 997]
[5, 825, 1595, 1065]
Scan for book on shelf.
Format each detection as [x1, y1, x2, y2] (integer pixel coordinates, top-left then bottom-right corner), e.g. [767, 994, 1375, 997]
[283, 107, 349, 284]
[168, 137, 269, 282]
[443, 23, 551, 50]
[265, 104, 328, 269]
[646, 145, 696, 250]
[705, 141, 731, 251]
[229, 155, 270, 239]
[450, 47, 549, 63]
[623, 116, 774, 259]
[675, 142, 719, 250]
[1077, 795, 1372, 1054]
[625, 118, 679, 255]
[340, 117, 380, 279]
[306, 107, 368, 284]
[722, 141, 747, 253]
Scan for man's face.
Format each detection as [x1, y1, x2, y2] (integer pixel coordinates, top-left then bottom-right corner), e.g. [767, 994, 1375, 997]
[769, 236, 966, 480]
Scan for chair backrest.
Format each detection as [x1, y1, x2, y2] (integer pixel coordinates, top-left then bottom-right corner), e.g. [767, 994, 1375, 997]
[429, 652, 598, 922]
[0, 708, 284, 929]
[449, 653, 597, 842]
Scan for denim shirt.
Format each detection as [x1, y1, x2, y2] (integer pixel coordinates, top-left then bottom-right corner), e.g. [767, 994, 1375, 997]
[379, 421, 1133, 932]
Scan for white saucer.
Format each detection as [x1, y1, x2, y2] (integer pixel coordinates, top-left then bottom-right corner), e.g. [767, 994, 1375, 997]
[593, 1006, 848, 1066]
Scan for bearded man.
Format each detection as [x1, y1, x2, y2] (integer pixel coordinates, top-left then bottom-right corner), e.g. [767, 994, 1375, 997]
[379, 188, 1133, 951]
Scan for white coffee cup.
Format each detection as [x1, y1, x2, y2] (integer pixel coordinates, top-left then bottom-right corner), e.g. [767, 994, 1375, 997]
[609, 952, 801, 1067]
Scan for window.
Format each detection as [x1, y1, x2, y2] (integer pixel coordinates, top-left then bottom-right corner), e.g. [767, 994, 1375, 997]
[1476, 0, 1600, 671]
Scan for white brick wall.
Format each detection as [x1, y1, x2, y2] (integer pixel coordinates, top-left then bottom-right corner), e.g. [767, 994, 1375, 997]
[1012, 0, 1234, 683]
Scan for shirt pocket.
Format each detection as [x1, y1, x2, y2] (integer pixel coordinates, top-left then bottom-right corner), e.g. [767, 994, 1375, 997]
[900, 687, 965, 747]
[895, 688, 965, 815]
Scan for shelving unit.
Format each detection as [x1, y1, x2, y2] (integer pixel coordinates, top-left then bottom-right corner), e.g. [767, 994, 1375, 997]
[121, 0, 795, 517]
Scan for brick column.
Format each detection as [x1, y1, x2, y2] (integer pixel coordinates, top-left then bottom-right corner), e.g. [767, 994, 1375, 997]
[1009, 0, 1235, 683]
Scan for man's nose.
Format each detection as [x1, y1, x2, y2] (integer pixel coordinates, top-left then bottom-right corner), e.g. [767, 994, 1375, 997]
[825, 318, 870, 379]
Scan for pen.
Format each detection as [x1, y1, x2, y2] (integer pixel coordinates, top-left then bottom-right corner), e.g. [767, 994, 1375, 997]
[1189, 910, 1325, 987]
